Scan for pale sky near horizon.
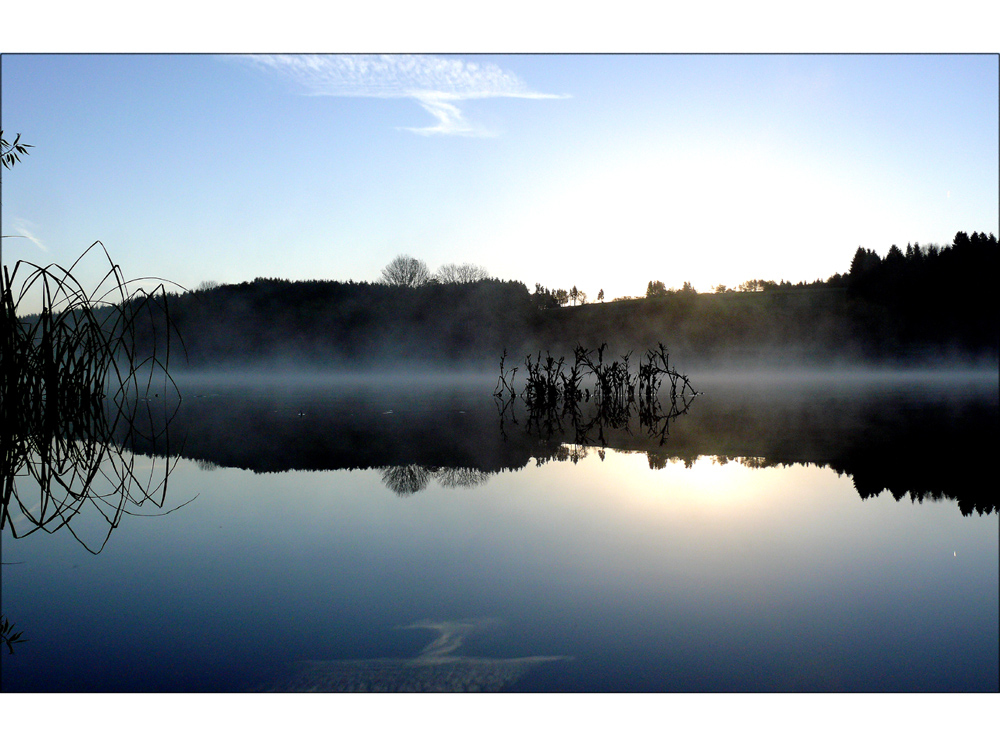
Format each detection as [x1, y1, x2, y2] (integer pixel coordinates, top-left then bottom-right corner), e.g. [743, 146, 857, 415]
[2, 53, 997, 303]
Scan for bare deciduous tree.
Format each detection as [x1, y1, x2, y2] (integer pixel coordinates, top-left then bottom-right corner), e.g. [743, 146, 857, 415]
[436, 262, 489, 284]
[380, 255, 431, 287]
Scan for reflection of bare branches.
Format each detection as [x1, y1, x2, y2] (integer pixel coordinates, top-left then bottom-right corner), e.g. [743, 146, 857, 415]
[524, 398, 566, 440]
[640, 388, 698, 446]
[494, 342, 698, 451]
[380, 464, 433, 496]
[496, 379, 697, 452]
[435, 467, 489, 489]
[494, 388, 518, 443]
[379, 465, 493, 495]
[195, 458, 219, 472]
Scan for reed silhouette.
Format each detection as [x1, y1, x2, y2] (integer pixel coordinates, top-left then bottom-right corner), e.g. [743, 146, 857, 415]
[1, 242, 189, 553]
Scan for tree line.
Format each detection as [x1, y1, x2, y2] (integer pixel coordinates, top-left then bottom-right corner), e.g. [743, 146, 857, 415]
[123, 230, 997, 368]
[845, 231, 998, 352]
[379, 254, 490, 287]
[519, 230, 998, 363]
[130, 274, 539, 367]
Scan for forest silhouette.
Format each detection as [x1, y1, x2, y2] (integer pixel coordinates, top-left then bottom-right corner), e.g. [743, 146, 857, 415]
[117, 231, 998, 368]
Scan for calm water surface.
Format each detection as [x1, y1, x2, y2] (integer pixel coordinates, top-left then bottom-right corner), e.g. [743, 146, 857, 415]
[2, 370, 997, 692]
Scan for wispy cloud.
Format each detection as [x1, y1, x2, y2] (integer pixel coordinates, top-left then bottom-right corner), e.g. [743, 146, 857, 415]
[6, 220, 49, 254]
[237, 54, 567, 136]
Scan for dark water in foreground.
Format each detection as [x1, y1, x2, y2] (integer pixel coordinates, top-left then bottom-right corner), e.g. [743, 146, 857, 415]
[2, 370, 997, 692]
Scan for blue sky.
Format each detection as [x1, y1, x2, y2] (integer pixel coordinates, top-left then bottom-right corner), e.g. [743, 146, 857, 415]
[2, 53, 997, 302]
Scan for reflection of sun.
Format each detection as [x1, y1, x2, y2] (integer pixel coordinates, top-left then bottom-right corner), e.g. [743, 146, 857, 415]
[600, 451, 776, 512]
[544, 447, 829, 525]
[664, 456, 754, 502]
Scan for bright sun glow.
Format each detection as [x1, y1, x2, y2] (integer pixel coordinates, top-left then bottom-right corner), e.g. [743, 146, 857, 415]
[484, 143, 882, 299]
[574, 449, 780, 511]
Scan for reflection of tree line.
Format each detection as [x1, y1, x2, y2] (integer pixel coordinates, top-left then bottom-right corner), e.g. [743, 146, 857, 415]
[117, 379, 997, 515]
[499, 377, 997, 516]
[684, 454, 996, 517]
[641, 383, 998, 517]
[120, 388, 542, 476]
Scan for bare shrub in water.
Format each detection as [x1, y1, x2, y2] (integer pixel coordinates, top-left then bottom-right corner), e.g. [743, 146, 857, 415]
[495, 342, 699, 446]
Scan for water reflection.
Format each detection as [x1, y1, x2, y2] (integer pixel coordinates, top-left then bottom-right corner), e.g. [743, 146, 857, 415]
[262, 618, 570, 692]
[4, 373, 996, 693]
[380, 464, 432, 496]
[2, 389, 190, 554]
[380, 464, 491, 496]
[120, 373, 997, 515]
[435, 466, 491, 489]
[1, 376, 190, 654]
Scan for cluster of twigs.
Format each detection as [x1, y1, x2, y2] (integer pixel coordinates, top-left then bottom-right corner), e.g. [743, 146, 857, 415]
[495, 343, 697, 413]
[494, 343, 698, 446]
[1, 242, 189, 553]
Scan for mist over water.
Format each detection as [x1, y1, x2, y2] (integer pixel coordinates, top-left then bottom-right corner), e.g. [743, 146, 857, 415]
[117, 364, 999, 516]
[686, 363, 999, 386]
[165, 358, 998, 395]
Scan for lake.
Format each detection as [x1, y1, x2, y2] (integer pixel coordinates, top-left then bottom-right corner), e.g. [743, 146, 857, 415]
[2, 368, 997, 692]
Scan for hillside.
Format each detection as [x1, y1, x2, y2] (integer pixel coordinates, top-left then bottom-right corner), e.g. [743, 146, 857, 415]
[125, 231, 998, 370]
